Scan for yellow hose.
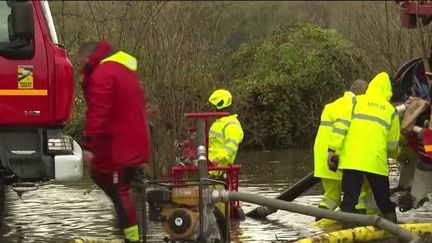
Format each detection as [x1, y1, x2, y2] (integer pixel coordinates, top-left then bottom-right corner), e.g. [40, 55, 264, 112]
[296, 223, 432, 243]
[70, 237, 124, 243]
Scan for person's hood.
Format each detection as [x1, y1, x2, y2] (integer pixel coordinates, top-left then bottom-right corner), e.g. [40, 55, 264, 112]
[366, 72, 393, 101]
[80, 40, 113, 77]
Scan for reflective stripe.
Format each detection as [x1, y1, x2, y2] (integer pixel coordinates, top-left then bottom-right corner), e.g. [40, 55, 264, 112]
[0, 89, 48, 96]
[425, 145, 432, 152]
[320, 121, 333, 126]
[209, 130, 224, 139]
[335, 118, 350, 127]
[391, 110, 398, 121]
[222, 121, 240, 134]
[332, 128, 347, 135]
[352, 113, 390, 130]
[387, 141, 398, 149]
[320, 197, 338, 210]
[224, 146, 235, 154]
[225, 138, 239, 147]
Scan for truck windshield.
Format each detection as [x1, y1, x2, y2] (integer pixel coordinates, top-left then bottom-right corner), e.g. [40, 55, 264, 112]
[0, 1, 35, 59]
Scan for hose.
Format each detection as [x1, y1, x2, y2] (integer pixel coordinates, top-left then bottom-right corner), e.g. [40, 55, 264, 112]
[246, 172, 320, 219]
[296, 223, 432, 243]
[71, 237, 123, 243]
[212, 190, 421, 243]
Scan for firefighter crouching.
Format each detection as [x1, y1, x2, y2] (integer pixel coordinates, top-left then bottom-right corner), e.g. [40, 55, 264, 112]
[328, 72, 400, 226]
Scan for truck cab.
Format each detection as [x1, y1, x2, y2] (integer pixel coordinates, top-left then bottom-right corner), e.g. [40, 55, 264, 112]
[0, 0, 83, 203]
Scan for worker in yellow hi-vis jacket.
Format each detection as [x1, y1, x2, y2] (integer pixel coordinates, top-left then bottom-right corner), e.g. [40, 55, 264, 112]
[328, 72, 400, 225]
[207, 89, 244, 219]
[208, 89, 244, 172]
[314, 79, 375, 221]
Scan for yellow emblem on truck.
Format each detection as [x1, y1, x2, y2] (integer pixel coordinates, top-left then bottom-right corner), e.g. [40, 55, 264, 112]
[18, 65, 34, 89]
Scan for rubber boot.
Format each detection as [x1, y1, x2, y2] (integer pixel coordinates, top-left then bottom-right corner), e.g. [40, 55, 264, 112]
[382, 212, 398, 224]
[124, 225, 139, 243]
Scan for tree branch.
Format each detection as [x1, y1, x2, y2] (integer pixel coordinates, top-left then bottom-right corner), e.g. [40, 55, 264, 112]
[86, 1, 102, 39]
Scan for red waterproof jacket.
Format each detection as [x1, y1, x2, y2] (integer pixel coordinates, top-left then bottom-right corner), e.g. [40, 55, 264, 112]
[81, 41, 150, 172]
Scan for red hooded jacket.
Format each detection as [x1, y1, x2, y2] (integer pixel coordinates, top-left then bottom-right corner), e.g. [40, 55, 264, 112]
[81, 41, 150, 172]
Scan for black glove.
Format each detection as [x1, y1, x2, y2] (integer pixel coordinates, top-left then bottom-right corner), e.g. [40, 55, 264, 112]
[329, 155, 339, 172]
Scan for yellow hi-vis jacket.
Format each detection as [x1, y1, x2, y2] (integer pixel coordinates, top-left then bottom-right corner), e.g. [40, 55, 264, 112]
[329, 72, 400, 176]
[208, 114, 244, 167]
[313, 91, 356, 180]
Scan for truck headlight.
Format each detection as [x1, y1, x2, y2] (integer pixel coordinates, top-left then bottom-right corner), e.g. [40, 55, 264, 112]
[47, 136, 73, 155]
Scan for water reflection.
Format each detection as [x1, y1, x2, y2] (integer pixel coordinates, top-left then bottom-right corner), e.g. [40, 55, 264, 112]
[0, 149, 430, 242]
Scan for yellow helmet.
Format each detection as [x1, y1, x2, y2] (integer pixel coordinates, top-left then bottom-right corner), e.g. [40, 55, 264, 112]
[208, 89, 232, 110]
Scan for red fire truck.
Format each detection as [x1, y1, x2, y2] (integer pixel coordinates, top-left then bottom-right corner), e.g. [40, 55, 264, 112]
[393, 0, 432, 211]
[0, 0, 83, 216]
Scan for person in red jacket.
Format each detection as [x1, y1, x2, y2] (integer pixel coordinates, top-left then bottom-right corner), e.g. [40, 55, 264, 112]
[78, 40, 150, 243]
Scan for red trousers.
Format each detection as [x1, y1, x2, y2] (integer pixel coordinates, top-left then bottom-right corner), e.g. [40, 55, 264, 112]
[91, 167, 139, 229]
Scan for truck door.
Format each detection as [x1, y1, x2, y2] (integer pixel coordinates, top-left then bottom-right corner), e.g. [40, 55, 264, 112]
[0, 1, 49, 126]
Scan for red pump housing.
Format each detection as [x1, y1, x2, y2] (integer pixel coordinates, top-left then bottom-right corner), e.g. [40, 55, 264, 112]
[170, 112, 243, 220]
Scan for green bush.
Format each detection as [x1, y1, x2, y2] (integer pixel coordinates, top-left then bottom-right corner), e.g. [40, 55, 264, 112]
[228, 23, 372, 149]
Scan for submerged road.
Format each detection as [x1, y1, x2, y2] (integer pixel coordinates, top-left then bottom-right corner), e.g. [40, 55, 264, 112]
[0, 150, 431, 242]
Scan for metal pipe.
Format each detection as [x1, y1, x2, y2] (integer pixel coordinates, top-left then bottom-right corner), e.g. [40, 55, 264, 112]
[212, 190, 421, 243]
[197, 118, 209, 242]
[197, 145, 208, 180]
[197, 119, 209, 179]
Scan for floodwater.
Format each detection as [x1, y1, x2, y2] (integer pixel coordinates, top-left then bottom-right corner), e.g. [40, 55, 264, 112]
[0, 149, 431, 243]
